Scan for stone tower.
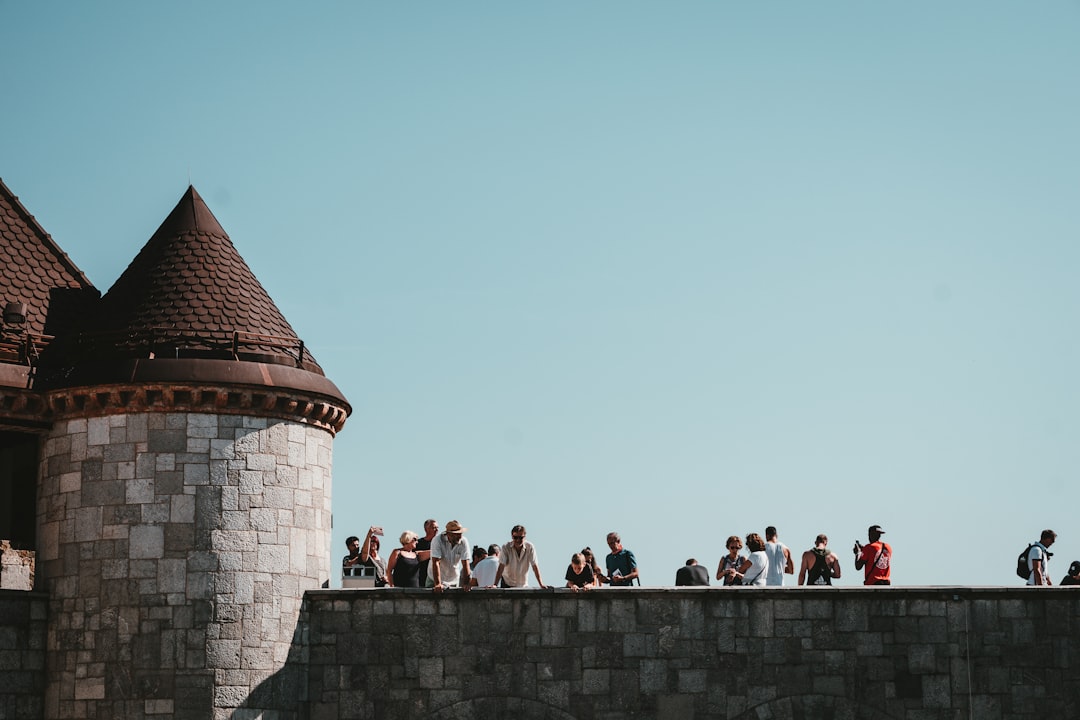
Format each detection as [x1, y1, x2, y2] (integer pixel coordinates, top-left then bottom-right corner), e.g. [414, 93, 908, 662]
[1, 181, 350, 719]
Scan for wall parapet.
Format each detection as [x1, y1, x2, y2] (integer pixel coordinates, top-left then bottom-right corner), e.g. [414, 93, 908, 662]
[301, 586, 1080, 720]
[4, 587, 1079, 719]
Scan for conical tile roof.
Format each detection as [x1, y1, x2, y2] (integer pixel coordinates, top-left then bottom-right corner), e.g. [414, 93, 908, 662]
[0, 178, 97, 338]
[90, 186, 323, 372]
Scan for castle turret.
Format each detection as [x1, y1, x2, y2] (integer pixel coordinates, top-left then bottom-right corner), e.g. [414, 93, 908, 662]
[34, 186, 350, 719]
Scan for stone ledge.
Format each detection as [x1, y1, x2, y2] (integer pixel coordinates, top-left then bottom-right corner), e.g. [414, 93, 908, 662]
[308, 585, 1071, 600]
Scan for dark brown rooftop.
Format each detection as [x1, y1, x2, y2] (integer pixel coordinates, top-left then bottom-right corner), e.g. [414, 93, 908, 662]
[0, 178, 97, 338]
[84, 185, 323, 373]
[2, 179, 348, 430]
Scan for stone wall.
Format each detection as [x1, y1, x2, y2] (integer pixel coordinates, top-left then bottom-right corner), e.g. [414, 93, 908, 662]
[2, 587, 1078, 718]
[0, 590, 47, 720]
[0, 540, 34, 591]
[302, 587, 1080, 720]
[36, 413, 334, 720]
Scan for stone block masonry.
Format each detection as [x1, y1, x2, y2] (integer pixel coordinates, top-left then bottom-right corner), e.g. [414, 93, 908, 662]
[36, 412, 334, 720]
[2, 587, 1079, 718]
[0, 540, 34, 591]
[0, 590, 47, 720]
[303, 587, 1080, 720]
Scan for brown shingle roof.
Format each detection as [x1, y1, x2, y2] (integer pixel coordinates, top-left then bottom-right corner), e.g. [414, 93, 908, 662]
[90, 186, 323, 372]
[0, 178, 97, 338]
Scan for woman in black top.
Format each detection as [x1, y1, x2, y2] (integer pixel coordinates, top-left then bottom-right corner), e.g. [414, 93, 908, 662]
[386, 530, 430, 588]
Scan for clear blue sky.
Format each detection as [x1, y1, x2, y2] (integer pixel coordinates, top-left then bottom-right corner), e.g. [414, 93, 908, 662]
[3, 2, 1079, 586]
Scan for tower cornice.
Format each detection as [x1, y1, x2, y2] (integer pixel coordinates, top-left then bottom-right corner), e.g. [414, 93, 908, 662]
[3, 358, 350, 434]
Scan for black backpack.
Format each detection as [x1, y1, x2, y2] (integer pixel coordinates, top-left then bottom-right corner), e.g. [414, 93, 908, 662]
[1016, 545, 1033, 579]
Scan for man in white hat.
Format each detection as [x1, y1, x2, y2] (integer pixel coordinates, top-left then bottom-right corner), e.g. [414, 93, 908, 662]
[431, 520, 472, 592]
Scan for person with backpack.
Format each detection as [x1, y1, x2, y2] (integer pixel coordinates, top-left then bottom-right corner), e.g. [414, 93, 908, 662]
[1026, 529, 1056, 586]
[854, 524, 892, 586]
[799, 533, 841, 586]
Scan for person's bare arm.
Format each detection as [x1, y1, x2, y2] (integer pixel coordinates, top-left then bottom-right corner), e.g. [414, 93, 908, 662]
[798, 552, 810, 586]
[621, 555, 640, 584]
[829, 553, 841, 579]
[431, 548, 443, 592]
[784, 547, 794, 574]
[1033, 557, 1048, 585]
[385, 549, 399, 587]
[532, 563, 546, 589]
[360, 527, 376, 562]
[460, 558, 472, 592]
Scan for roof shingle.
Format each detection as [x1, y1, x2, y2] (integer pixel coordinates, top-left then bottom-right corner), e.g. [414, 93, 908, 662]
[0, 178, 98, 338]
[90, 186, 323, 372]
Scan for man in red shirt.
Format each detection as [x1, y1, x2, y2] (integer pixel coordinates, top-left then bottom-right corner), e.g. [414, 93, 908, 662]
[854, 525, 892, 586]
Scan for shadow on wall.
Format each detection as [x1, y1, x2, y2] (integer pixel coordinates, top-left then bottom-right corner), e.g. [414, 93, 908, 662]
[230, 608, 309, 720]
[224, 595, 909, 720]
[225, 614, 907, 720]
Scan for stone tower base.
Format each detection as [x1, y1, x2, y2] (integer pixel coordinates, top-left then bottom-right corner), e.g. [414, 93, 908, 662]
[37, 412, 333, 720]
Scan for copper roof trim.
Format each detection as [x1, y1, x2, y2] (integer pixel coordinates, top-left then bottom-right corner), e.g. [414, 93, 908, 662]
[0, 385, 51, 430]
[45, 382, 348, 435]
[4, 357, 351, 434]
[38, 354, 347, 433]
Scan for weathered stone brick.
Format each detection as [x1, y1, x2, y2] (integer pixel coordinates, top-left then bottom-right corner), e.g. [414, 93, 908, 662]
[148, 430, 187, 453]
[103, 443, 136, 463]
[130, 525, 165, 559]
[87, 418, 111, 446]
[183, 464, 210, 485]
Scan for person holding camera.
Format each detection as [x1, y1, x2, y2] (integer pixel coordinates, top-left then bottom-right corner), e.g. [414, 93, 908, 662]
[359, 525, 387, 587]
[854, 524, 891, 586]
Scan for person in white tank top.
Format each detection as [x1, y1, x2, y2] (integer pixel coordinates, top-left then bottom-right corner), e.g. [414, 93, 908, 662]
[764, 526, 793, 586]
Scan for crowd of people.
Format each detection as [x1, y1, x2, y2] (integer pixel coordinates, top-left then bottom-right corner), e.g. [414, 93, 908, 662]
[341, 522, 1078, 590]
[675, 525, 886, 587]
[341, 521, 639, 591]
